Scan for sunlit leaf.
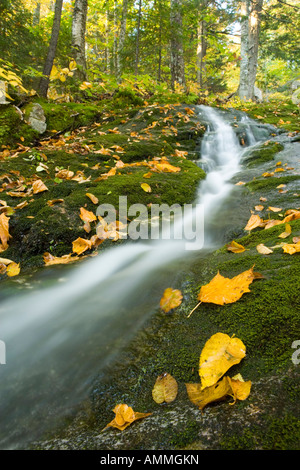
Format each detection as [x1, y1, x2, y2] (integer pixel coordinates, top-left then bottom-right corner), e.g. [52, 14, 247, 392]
[6, 262, 20, 277]
[141, 183, 151, 193]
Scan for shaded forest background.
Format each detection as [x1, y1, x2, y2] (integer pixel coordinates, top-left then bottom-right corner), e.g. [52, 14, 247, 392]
[0, 0, 299, 105]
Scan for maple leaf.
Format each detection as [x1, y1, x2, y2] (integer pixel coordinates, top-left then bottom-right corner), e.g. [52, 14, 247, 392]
[152, 372, 178, 404]
[102, 404, 151, 431]
[159, 288, 183, 313]
[187, 266, 258, 317]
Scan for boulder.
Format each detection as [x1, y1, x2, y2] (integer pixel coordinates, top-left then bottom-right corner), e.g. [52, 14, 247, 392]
[27, 103, 47, 134]
[291, 87, 300, 105]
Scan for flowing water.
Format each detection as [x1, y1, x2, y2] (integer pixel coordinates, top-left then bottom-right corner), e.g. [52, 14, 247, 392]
[0, 105, 275, 449]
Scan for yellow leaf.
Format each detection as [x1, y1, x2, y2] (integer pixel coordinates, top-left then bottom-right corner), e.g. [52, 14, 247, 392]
[199, 332, 246, 389]
[244, 214, 263, 231]
[102, 404, 151, 431]
[255, 205, 264, 211]
[186, 377, 232, 411]
[6, 262, 20, 277]
[256, 243, 273, 255]
[268, 206, 282, 213]
[278, 223, 292, 239]
[43, 252, 80, 266]
[141, 183, 151, 193]
[283, 210, 300, 223]
[152, 372, 178, 404]
[0, 213, 11, 251]
[227, 240, 246, 253]
[198, 267, 256, 306]
[159, 288, 183, 313]
[227, 375, 252, 404]
[72, 237, 92, 255]
[79, 207, 97, 223]
[282, 241, 300, 255]
[86, 193, 99, 205]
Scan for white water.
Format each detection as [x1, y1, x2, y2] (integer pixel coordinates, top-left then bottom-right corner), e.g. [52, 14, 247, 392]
[0, 106, 270, 448]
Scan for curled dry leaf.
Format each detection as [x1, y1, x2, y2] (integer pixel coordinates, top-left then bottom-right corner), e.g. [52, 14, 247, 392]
[227, 240, 246, 253]
[199, 332, 246, 389]
[32, 179, 48, 194]
[0, 213, 11, 251]
[256, 243, 273, 255]
[43, 252, 80, 266]
[102, 404, 151, 432]
[159, 288, 183, 313]
[278, 223, 292, 239]
[152, 372, 178, 404]
[79, 207, 97, 223]
[72, 237, 92, 255]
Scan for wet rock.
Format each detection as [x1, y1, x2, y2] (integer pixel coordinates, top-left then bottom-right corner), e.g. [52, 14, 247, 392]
[27, 103, 47, 134]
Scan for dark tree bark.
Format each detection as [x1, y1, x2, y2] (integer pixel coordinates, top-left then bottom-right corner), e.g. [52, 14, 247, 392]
[38, 0, 63, 98]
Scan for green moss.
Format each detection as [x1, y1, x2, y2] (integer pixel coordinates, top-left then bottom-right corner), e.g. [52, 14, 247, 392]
[242, 141, 284, 168]
[246, 174, 300, 192]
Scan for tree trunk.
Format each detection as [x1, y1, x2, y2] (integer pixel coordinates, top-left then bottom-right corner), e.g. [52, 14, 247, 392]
[71, 0, 88, 81]
[238, 0, 263, 100]
[116, 0, 128, 82]
[135, 0, 142, 77]
[38, 0, 63, 98]
[196, 18, 207, 89]
[170, 0, 185, 90]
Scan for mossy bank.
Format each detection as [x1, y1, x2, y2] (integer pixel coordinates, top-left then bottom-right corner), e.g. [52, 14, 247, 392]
[29, 106, 300, 450]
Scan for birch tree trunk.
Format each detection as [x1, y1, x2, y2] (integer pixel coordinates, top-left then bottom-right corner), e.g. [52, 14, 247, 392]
[170, 0, 185, 90]
[71, 0, 88, 81]
[38, 0, 63, 98]
[135, 0, 142, 77]
[238, 0, 263, 100]
[196, 0, 208, 90]
[116, 0, 128, 82]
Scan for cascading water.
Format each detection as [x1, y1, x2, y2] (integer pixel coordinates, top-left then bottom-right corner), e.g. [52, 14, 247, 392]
[0, 105, 273, 449]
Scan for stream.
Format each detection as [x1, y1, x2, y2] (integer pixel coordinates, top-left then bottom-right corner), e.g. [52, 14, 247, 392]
[0, 105, 277, 449]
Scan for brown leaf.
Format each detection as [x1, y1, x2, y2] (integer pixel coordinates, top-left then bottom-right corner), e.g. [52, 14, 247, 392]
[32, 179, 48, 194]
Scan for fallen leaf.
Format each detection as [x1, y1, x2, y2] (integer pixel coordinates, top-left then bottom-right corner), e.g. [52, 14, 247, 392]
[102, 404, 151, 431]
[199, 332, 246, 389]
[227, 240, 246, 253]
[268, 206, 282, 213]
[256, 243, 273, 255]
[282, 241, 300, 255]
[255, 205, 264, 211]
[152, 372, 178, 404]
[186, 377, 232, 411]
[72, 237, 92, 255]
[227, 374, 252, 404]
[141, 183, 151, 193]
[278, 223, 292, 239]
[79, 207, 97, 223]
[6, 261, 20, 277]
[0, 213, 11, 251]
[159, 288, 183, 313]
[47, 199, 64, 206]
[32, 179, 48, 194]
[43, 252, 80, 265]
[244, 214, 263, 231]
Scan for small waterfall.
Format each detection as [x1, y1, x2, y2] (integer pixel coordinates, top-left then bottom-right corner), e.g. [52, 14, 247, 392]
[0, 106, 270, 449]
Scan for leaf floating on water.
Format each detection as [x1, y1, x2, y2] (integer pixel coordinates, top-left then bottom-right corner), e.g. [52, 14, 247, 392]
[227, 240, 246, 253]
[160, 288, 183, 313]
[199, 332, 246, 389]
[152, 372, 178, 404]
[102, 404, 151, 431]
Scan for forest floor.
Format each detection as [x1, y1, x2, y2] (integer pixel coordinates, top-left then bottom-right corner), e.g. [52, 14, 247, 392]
[0, 94, 300, 450]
